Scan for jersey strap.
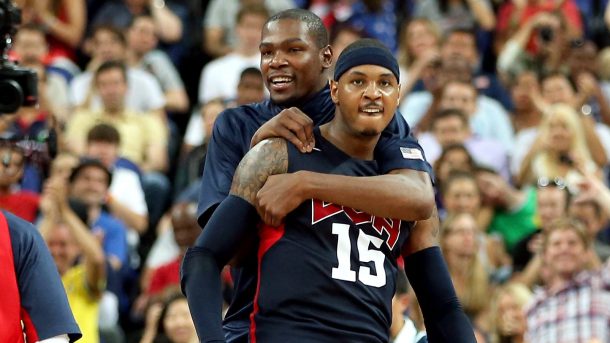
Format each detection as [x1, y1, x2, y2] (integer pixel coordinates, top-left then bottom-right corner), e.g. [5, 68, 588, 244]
[0, 211, 25, 342]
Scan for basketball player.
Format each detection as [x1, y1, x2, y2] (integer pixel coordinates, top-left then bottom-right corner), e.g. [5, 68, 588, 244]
[192, 9, 437, 343]
[183, 39, 475, 342]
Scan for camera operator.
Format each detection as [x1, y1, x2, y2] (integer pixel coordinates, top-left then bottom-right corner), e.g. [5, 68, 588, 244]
[497, 11, 575, 81]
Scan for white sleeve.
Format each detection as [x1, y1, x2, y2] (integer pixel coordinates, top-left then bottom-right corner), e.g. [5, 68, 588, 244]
[184, 112, 205, 146]
[139, 72, 166, 111]
[68, 74, 91, 107]
[110, 169, 148, 215]
[37, 335, 70, 343]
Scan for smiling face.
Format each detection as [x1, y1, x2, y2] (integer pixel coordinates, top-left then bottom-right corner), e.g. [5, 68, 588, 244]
[330, 64, 400, 137]
[259, 19, 332, 106]
[544, 225, 588, 280]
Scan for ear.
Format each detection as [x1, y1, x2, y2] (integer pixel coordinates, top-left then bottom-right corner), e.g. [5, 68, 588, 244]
[321, 45, 333, 69]
[330, 78, 339, 104]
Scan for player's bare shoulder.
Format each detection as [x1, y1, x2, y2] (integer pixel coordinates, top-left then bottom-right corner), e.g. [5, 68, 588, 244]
[230, 138, 289, 204]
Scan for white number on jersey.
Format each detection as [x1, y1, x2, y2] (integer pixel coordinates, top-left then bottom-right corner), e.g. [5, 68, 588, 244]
[331, 223, 386, 287]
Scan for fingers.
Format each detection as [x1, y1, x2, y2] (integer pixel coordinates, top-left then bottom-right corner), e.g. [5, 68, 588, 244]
[282, 108, 314, 152]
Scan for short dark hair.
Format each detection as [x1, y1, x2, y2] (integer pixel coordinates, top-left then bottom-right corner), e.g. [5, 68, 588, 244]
[94, 60, 128, 83]
[265, 9, 328, 48]
[69, 158, 112, 187]
[443, 27, 478, 50]
[240, 67, 262, 80]
[431, 108, 469, 129]
[236, 3, 269, 24]
[91, 24, 126, 46]
[441, 169, 478, 197]
[87, 123, 121, 145]
[540, 71, 576, 92]
[330, 22, 367, 45]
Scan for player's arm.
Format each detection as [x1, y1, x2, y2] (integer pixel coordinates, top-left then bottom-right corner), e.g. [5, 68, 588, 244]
[252, 108, 435, 225]
[7, 212, 81, 342]
[401, 208, 477, 343]
[181, 138, 288, 342]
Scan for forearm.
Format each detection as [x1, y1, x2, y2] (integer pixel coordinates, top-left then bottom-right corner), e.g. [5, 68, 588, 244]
[299, 170, 434, 221]
[40, 12, 84, 47]
[466, 0, 495, 30]
[181, 195, 259, 342]
[107, 197, 148, 233]
[62, 208, 105, 265]
[164, 90, 189, 113]
[513, 254, 542, 289]
[582, 116, 608, 167]
[151, 3, 183, 43]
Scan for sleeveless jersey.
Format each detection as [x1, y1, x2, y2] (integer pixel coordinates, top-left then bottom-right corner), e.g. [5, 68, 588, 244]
[250, 129, 414, 343]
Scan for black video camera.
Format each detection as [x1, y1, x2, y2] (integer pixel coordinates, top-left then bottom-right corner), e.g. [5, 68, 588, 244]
[0, 0, 37, 113]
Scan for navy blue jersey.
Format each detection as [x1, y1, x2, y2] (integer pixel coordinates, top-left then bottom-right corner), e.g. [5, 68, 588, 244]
[250, 129, 413, 343]
[197, 85, 432, 337]
[6, 210, 81, 341]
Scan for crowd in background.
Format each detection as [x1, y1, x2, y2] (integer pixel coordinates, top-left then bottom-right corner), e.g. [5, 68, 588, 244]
[2, 0, 610, 342]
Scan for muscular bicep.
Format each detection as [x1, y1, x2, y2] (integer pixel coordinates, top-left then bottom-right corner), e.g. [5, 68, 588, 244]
[230, 138, 289, 204]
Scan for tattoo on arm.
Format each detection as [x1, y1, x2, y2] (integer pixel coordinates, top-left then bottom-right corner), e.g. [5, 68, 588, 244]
[230, 138, 288, 204]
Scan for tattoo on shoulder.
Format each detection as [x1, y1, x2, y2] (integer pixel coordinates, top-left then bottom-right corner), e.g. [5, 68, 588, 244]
[230, 138, 288, 204]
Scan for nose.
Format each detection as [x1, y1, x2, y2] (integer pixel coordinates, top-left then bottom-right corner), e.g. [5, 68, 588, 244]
[363, 82, 381, 99]
[268, 51, 288, 68]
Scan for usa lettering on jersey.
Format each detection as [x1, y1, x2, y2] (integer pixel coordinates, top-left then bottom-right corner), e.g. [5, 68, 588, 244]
[310, 200, 401, 250]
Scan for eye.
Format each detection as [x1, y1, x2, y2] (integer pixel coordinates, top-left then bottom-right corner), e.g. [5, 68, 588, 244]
[289, 47, 302, 53]
[379, 80, 391, 87]
[351, 79, 363, 86]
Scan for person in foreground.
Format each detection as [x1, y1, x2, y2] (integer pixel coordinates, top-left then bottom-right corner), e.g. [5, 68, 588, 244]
[191, 9, 436, 343]
[182, 39, 475, 343]
[0, 209, 81, 342]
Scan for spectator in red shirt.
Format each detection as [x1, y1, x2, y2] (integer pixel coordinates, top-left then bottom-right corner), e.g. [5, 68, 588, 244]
[0, 144, 39, 222]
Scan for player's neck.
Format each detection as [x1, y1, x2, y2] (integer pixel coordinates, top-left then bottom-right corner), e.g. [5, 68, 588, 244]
[319, 123, 378, 160]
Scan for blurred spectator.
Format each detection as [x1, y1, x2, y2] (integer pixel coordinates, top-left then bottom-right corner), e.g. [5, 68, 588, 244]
[566, 40, 610, 126]
[66, 61, 169, 174]
[495, 0, 583, 56]
[66, 61, 170, 234]
[176, 99, 224, 198]
[433, 143, 477, 187]
[512, 178, 570, 286]
[86, 124, 148, 234]
[140, 293, 198, 343]
[70, 25, 166, 115]
[185, 66, 264, 152]
[0, 144, 39, 222]
[497, 11, 578, 80]
[508, 70, 542, 134]
[489, 283, 532, 343]
[92, 0, 183, 44]
[396, 18, 441, 98]
[400, 62, 514, 151]
[569, 199, 610, 264]
[438, 29, 512, 110]
[440, 170, 481, 220]
[515, 104, 602, 188]
[330, 23, 366, 63]
[126, 14, 189, 113]
[198, 4, 268, 105]
[146, 202, 200, 299]
[440, 212, 490, 332]
[12, 24, 70, 121]
[16, 0, 86, 74]
[389, 269, 427, 343]
[525, 218, 610, 343]
[41, 177, 106, 343]
[476, 166, 538, 254]
[202, 0, 292, 57]
[418, 108, 510, 180]
[414, 0, 495, 33]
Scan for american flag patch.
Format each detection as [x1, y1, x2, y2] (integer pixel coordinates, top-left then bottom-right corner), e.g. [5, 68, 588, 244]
[400, 147, 423, 160]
